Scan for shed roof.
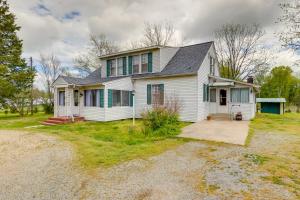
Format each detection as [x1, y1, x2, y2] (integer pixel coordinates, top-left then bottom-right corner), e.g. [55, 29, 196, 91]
[256, 98, 286, 103]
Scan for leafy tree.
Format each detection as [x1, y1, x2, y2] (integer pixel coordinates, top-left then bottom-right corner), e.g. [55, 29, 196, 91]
[260, 66, 298, 104]
[0, 0, 35, 116]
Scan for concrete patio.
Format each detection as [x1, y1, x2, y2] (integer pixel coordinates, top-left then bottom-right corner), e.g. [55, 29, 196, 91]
[178, 120, 250, 145]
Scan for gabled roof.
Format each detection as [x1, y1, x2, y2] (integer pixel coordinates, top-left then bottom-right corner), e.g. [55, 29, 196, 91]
[53, 41, 214, 86]
[160, 41, 213, 75]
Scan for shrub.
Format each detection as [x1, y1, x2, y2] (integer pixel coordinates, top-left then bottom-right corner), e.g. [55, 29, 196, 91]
[42, 103, 54, 114]
[141, 94, 181, 137]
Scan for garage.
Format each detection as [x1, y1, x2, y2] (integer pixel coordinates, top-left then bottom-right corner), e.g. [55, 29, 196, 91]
[256, 98, 286, 114]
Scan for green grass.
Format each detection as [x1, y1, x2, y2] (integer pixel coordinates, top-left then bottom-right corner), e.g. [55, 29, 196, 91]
[0, 113, 189, 168]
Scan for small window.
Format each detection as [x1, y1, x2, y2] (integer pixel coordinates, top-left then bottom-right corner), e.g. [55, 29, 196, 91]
[210, 56, 215, 75]
[74, 90, 79, 106]
[133, 55, 139, 74]
[152, 84, 164, 105]
[117, 58, 123, 75]
[141, 54, 148, 73]
[109, 59, 116, 76]
[210, 88, 216, 102]
[58, 91, 65, 106]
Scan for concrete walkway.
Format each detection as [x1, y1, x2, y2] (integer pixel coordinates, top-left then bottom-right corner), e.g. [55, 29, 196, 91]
[178, 120, 249, 145]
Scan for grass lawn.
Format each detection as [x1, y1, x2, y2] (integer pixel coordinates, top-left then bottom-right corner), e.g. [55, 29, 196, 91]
[0, 113, 190, 169]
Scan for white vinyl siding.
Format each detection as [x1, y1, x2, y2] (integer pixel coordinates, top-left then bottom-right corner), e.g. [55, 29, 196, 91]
[134, 76, 198, 122]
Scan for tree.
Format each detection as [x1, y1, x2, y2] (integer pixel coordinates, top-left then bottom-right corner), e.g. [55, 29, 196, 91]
[0, 0, 35, 116]
[39, 54, 66, 113]
[214, 23, 269, 80]
[260, 66, 298, 104]
[74, 34, 119, 74]
[141, 22, 175, 47]
[278, 0, 300, 51]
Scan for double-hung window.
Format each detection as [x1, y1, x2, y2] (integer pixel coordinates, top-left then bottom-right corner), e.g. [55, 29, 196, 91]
[141, 54, 148, 73]
[147, 84, 164, 105]
[109, 59, 116, 76]
[58, 91, 65, 106]
[74, 90, 79, 106]
[210, 88, 216, 102]
[230, 88, 249, 103]
[117, 58, 123, 75]
[84, 89, 100, 107]
[110, 90, 130, 107]
[133, 55, 139, 74]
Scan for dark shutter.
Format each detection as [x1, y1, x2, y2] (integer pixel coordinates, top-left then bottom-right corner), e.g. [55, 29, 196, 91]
[159, 84, 164, 104]
[129, 91, 133, 107]
[106, 60, 110, 77]
[148, 52, 153, 72]
[108, 89, 113, 108]
[99, 89, 104, 108]
[147, 84, 152, 105]
[128, 56, 133, 74]
[206, 85, 209, 101]
[203, 84, 206, 102]
[122, 57, 127, 75]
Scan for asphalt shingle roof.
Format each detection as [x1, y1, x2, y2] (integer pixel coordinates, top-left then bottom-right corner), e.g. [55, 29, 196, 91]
[58, 41, 213, 85]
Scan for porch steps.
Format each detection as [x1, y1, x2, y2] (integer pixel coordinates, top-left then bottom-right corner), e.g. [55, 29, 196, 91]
[210, 114, 231, 121]
[42, 116, 85, 126]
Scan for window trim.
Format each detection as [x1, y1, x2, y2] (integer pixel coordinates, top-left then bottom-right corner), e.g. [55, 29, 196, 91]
[132, 55, 140, 74]
[108, 59, 116, 77]
[151, 84, 164, 105]
[141, 53, 148, 73]
[84, 89, 102, 107]
[110, 89, 131, 107]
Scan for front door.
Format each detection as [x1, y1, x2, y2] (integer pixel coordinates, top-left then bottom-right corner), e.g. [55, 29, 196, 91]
[218, 88, 228, 113]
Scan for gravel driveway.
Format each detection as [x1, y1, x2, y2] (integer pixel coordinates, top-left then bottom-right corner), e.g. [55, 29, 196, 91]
[0, 130, 298, 200]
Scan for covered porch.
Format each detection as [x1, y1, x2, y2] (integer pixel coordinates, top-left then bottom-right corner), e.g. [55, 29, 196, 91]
[207, 76, 258, 121]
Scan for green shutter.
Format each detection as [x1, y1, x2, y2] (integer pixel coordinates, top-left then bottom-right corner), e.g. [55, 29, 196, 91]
[206, 85, 209, 101]
[106, 60, 110, 77]
[129, 91, 133, 107]
[108, 89, 113, 108]
[128, 56, 133, 74]
[99, 89, 104, 108]
[148, 52, 153, 72]
[147, 84, 152, 105]
[203, 84, 206, 102]
[122, 57, 127, 75]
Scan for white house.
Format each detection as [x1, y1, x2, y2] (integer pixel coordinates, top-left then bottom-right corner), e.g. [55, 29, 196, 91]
[52, 41, 258, 123]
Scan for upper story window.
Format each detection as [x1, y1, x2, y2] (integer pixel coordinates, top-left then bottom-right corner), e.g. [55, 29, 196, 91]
[133, 55, 140, 74]
[209, 56, 215, 75]
[107, 59, 116, 77]
[117, 58, 124, 75]
[141, 54, 148, 73]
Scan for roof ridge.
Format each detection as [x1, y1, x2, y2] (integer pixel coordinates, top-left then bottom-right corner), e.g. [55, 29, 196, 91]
[180, 41, 214, 48]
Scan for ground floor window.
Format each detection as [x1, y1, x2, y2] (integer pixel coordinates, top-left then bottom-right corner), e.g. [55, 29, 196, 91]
[110, 90, 131, 107]
[231, 88, 249, 103]
[147, 84, 164, 105]
[210, 88, 216, 102]
[84, 89, 100, 107]
[58, 91, 65, 106]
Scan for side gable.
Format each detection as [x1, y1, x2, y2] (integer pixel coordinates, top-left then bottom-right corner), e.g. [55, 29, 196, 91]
[52, 76, 69, 87]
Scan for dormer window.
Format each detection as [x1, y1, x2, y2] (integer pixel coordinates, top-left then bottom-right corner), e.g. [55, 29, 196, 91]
[141, 54, 148, 73]
[133, 55, 139, 74]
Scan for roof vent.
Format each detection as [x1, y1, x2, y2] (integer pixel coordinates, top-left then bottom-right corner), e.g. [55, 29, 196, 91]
[247, 76, 254, 84]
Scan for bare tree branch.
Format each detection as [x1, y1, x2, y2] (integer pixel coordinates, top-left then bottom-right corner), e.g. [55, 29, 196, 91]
[215, 23, 269, 80]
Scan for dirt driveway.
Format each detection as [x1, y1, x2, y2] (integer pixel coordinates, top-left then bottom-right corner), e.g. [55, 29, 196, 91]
[0, 130, 298, 200]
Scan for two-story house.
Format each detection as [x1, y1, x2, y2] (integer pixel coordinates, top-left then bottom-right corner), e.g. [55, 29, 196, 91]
[52, 41, 258, 123]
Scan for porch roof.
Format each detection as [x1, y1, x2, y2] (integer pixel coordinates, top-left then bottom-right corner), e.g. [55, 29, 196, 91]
[256, 98, 286, 103]
[209, 75, 260, 88]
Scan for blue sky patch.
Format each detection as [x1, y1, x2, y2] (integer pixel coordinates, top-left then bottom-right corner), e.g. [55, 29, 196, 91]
[32, 3, 51, 16]
[63, 11, 81, 20]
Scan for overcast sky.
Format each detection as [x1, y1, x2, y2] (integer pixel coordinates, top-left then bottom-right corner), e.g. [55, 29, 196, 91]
[7, 0, 300, 81]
